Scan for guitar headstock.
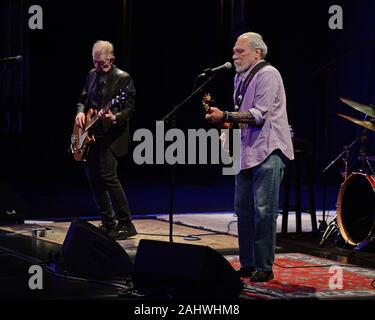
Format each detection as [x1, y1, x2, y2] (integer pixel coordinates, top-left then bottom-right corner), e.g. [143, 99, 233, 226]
[112, 86, 129, 106]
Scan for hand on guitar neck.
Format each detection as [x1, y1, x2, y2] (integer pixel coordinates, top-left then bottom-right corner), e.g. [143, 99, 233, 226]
[203, 93, 232, 129]
[98, 108, 117, 123]
[75, 109, 116, 129]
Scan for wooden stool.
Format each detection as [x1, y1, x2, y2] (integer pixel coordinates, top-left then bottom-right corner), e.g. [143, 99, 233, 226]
[282, 138, 318, 234]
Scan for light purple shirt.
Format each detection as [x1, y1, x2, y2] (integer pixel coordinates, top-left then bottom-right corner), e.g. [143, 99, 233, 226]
[234, 60, 294, 170]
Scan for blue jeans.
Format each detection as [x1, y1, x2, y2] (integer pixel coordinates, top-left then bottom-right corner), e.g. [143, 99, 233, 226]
[235, 150, 286, 272]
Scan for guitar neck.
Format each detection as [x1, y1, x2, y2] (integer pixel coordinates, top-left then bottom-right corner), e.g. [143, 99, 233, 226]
[85, 100, 113, 131]
[202, 102, 210, 113]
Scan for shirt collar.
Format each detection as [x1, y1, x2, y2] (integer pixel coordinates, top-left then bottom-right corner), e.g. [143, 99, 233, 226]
[239, 59, 265, 80]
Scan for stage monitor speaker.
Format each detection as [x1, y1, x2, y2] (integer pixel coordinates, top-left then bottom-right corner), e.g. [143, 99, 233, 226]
[62, 220, 133, 279]
[133, 239, 243, 299]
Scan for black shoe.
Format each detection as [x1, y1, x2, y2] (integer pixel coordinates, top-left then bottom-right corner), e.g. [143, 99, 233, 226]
[236, 266, 256, 278]
[250, 271, 274, 282]
[110, 222, 137, 240]
[98, 223, 116, 234]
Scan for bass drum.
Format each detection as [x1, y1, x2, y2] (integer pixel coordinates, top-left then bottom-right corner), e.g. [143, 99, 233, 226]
[337, 173, 375, 246]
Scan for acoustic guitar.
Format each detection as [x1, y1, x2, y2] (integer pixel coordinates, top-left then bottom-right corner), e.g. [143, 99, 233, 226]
[202, 93, 234, 154]
[70, 87, 129, 161]
[202, 93, 232, 129]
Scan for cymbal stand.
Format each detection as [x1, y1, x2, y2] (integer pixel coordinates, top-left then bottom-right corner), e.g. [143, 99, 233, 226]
[321, 137, 356, 231]
[358, 130, 368, 173]
[365, 158, 375, 175]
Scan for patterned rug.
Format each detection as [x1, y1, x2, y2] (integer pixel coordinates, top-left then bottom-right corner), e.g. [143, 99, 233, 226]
[227, 253, 375, 300]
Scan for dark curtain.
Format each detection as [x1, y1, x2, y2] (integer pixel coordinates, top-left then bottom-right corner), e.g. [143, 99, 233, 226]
[2, 0, 375, 217]
[0, 0, 28, 136]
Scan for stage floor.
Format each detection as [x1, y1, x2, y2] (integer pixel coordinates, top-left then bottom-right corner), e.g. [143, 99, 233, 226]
[0, 213, 375, 300]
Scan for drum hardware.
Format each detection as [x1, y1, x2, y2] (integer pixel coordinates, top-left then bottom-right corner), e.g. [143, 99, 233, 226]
[321, 174, 375, 251]
[354, 220, 375, 252]
[321, 130, 366, 232]
[319, 216, 340, 247]
[319, 97, 375, 249]
[319, 98, 374, 247]
[322, 135, 375, 250]
[322, 129, 365, 179]
[337, 96, 375, 174]
[357, 156, 375, 176]
[358, 156, 375, 161]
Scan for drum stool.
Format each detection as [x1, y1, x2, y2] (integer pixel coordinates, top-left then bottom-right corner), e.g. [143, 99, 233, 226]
[282, 138, 318, 234]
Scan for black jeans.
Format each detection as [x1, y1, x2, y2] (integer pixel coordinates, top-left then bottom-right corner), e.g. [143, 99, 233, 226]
[84, 139, 132, 227]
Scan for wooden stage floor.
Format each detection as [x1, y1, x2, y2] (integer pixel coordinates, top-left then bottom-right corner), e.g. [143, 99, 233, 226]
[0, 218, 239, 258]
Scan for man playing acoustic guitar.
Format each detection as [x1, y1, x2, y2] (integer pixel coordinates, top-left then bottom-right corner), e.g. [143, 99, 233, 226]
[75, 40, 137, 240]
[206, 33, 294, 282]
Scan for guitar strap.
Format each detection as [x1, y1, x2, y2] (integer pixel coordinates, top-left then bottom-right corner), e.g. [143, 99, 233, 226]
[229, 61, 270, 158]
[234, 60, 270, 110]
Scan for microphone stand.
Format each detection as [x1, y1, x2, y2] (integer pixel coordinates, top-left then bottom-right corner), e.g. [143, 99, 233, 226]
[161, 74, 216, 243]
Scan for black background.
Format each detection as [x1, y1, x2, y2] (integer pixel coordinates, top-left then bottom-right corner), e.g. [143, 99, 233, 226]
[1, 0, 375, 218]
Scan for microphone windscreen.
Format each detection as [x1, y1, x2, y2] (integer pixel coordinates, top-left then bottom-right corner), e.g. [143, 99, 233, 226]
[224, 62, 232, 70]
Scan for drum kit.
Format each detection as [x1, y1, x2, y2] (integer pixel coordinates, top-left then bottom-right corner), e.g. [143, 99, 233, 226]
[320, 97, 375, 251]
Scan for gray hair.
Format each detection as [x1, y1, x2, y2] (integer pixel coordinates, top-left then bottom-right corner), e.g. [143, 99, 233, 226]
[239, 32, 268, 58]
[92, 40, 114, 58]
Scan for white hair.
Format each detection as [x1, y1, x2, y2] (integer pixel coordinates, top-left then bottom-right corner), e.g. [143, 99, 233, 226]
[92, 40, 114, 59]
[239, 32, 268, 58]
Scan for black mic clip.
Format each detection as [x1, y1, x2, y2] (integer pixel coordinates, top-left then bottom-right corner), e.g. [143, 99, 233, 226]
[197, 62, 232, 78]
[198, 68, 214, 78]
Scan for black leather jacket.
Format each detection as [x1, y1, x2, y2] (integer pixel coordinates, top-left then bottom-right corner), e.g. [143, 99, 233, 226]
[77, 65, 136, 157]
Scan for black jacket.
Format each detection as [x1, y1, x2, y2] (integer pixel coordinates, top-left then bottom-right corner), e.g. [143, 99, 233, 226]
[77, 66, 135, 157]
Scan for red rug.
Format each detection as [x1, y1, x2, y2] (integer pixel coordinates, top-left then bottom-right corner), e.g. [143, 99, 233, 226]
[227, 253, 375, 299]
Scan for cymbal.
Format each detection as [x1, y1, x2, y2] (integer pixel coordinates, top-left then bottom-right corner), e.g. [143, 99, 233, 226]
[340, 97, 375, 118]
[337, 113, 375, 132]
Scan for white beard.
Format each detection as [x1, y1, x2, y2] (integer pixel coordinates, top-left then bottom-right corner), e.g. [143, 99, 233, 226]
[234, 61, 251, 74]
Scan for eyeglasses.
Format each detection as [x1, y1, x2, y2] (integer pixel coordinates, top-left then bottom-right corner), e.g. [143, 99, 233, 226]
[93, 58, 111, 66]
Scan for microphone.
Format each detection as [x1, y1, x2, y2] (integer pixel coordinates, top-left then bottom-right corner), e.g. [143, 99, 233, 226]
[198, 62, 232, 77]
[0, 55, 23, 62]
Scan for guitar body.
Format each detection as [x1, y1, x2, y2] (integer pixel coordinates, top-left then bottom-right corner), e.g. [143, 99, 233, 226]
[70, 109, 97, 162]
[70, 86, 129, 162]
[202, 93, 234, 154]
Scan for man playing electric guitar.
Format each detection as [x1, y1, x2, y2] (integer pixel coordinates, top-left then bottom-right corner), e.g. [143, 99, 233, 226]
[75, 40, 137, 240]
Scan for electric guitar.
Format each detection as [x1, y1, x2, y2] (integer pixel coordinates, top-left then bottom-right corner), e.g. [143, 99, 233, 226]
[70, 87, 129, 161]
